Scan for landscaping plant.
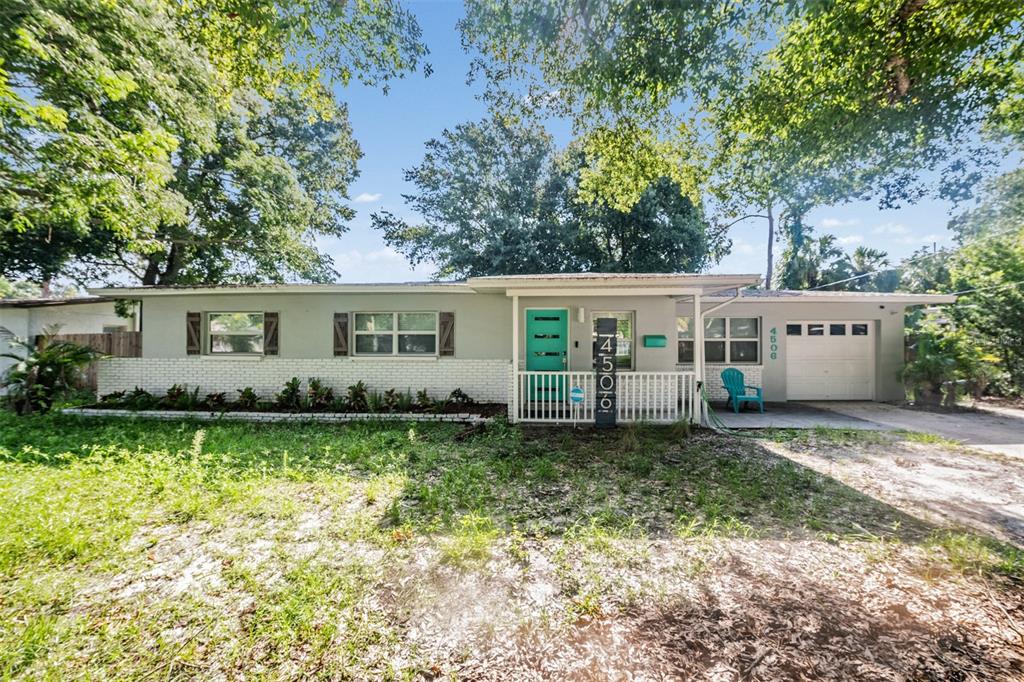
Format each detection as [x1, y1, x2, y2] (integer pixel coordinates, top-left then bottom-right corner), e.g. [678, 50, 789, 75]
[123, 388, 158, 411]
[162, 384, 201, 410]
[275, 378, 303, 411]
[447, 388, 475, 407]
[0, 327, 104, 414]
[415, 388, 434, 411]
[306, 378, 334, 411]
[366, 389, 385, 413]
[344, 381, 369, 412]
[236, 387, 260, 410]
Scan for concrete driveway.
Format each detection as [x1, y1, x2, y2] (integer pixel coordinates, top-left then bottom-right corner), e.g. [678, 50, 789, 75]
[715, 401, 1024, 459]
[806, 402, 1024, 458]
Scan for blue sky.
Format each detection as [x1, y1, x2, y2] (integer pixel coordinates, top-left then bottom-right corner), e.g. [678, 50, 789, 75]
[324, 0, 1011, 283]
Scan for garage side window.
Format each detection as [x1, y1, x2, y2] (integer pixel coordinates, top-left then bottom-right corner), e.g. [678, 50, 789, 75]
[676, 317, 760, 364]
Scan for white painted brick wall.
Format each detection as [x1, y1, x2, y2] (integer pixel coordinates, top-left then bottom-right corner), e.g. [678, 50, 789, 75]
[676, 364, 763, 402]
[97, 357, 511, 403]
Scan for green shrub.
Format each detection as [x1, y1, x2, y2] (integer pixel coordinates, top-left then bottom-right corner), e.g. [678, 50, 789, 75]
[344, 381, 368, 411]
[99, 390, 126, 405]
[306, 378, 334, 411]
[275, 378, 303, 411]
[0, 327, 104, 414]
[205, 392, 227, 410]
[447, 388, 474, 407]
[236, 387, 260, 410]
[394, 389, 414, 412]
[124, 387, 158, 410]
[415, 388, 433, 410]
[162, 384, 200, 410]
[366, 390, 385, 413]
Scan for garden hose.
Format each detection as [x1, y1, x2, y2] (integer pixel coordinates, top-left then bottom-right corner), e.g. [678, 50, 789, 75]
[699, 382, 758, 438]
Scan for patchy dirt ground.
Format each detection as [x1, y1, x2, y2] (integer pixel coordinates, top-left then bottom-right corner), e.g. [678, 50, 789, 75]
[763, 430, 1024, 546]
[1, 416, 1022, 680]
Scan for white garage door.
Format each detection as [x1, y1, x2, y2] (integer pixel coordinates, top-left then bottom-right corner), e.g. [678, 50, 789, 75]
[786, 321, 875, 400]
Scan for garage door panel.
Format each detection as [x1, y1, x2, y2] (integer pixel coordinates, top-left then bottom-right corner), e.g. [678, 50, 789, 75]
[786, 321, 874, 401]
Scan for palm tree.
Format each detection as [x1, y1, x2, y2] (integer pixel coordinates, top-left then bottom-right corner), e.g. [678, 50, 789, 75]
[1, 325, 104, 414]
[773, 231, 850, 289]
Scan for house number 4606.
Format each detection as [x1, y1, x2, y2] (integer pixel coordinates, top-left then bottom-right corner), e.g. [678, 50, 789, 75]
[769, 327, 778, 360]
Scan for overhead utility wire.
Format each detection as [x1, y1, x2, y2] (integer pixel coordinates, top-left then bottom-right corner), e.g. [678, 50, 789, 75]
[807, 225, 1023, 291]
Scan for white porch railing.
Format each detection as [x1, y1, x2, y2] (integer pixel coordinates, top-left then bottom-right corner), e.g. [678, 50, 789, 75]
[514, 371, 698, 424]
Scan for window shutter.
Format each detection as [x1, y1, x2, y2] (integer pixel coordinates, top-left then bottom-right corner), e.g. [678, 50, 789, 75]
[439, 312, 455, 356]
[186, 312, 201, 355]
[264, 312, 279, 355]
[333, 313, 349, 356]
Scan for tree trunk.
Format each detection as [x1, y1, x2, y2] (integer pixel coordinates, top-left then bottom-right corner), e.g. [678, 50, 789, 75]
[765, 202, 775, 289]
[141, 256, 162, 285]
[159, 243, 183, 284]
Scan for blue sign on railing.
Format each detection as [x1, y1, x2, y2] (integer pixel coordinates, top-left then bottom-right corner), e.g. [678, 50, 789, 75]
[594, 317, 617, 427]
[569, 385, 585, 404]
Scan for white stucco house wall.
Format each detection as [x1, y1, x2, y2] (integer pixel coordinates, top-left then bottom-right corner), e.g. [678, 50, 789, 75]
[89, 274, 955, 424]
[0, 297, 137, 385]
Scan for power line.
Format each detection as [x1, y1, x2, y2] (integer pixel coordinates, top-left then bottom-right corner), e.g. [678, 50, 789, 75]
[807, 225, 1023, 291]
[950, 278, 1024, 296]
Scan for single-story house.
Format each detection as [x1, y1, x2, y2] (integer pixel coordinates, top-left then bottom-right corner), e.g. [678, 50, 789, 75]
[89, 274, 955, 424]
[0, 296, 137, 384]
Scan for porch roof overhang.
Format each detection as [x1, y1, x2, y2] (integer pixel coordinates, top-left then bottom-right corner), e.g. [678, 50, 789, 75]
[466, 273, 762, 297]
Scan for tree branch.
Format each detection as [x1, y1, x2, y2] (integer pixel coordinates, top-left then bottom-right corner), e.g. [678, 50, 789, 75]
[720, 213, 768, 230]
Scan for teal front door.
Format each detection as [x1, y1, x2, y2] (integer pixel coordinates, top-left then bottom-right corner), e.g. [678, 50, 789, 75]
[525, 309, 568, 400]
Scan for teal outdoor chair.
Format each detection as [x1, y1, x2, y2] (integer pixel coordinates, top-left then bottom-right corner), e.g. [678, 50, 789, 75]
[720, 368, 764, 414]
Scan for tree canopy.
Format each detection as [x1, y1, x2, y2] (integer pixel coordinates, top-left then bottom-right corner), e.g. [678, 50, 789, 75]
[372, 117, 723, 279]
[1, 0, 428, 285]
[64, 92, 363, 285]
[461, 0, 1024, 285]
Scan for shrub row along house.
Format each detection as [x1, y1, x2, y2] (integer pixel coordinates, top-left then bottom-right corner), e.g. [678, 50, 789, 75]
[90, 273, 955, 424]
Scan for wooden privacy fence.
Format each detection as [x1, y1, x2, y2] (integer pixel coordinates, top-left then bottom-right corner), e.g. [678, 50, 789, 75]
[41, 332, 141, 391]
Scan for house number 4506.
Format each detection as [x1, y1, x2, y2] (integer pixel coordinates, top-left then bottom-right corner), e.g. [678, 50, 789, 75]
[769, 327, 778, 360]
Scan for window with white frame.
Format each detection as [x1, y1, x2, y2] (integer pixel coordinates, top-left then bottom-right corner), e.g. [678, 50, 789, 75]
[208, 312, 264, 353]
[353, 312, 437, 355]
[677, 316, 760, 364]
[591, 311, 634, 370]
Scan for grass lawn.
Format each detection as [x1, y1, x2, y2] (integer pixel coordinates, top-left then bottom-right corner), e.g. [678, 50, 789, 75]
[1, 413, 1022, 680]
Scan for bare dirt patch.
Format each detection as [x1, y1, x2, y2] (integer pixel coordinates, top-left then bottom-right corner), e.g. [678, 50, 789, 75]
[763, 432, 1024, 546]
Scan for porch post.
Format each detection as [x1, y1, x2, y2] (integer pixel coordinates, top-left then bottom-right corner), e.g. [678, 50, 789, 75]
[693, 293, 704, 425]
[511, 294, 519, 422]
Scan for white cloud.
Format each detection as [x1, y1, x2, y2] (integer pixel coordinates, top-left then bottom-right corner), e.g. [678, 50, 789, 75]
[731, 237, 756, 255]
[329, 247, 435, 282]
[837, 234, 864, 245]
[352, 192, 382, 203]
[897, 233, 948, 246]
[872, 222, 909, 235]
[821, 218, 859, 229]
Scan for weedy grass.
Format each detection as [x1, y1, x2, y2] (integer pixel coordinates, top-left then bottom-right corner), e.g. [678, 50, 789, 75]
[0, 413, 1020, 678]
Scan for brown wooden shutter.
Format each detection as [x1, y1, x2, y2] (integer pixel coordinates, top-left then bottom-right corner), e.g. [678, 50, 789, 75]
[333, 313, 349, 356]
[263, 312, 279, 355]
[439, 312, 455, 356]
[186, 312, 201, 355]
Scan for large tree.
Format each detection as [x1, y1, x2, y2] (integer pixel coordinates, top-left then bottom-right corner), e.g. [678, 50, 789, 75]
[460, 0, 1024, 284]
[1, 0, 427, 284]
[67, 92, 363, 285]
[1, 0, 219, 282]
[372, 117, 722, 278]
